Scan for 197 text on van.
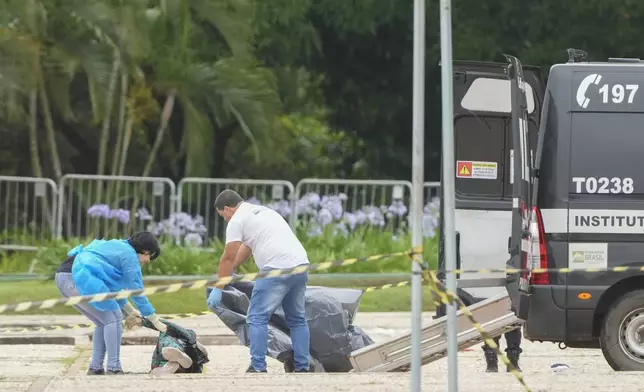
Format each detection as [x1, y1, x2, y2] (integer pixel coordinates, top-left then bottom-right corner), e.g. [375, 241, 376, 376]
[599, 83, 638, 104]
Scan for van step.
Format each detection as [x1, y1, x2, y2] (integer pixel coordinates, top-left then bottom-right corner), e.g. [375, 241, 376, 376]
[349, 293, 522, 372]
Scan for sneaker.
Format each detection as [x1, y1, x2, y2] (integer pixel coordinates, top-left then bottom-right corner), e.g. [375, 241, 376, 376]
[246, 365, 267, 373]
[106, 369, 125, 375]
[86, 368, 104, 375]
[295, 367, 311, 373]
[150, 361, 181, 375]
[162, 347, 193, 369]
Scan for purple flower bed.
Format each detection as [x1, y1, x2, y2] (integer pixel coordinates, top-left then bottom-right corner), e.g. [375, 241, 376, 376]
[85, 192, 441, 246]
[291, 192, 440, 239]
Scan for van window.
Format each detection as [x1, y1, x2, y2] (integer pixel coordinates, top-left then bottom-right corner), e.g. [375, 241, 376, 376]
[455, 115, 506, 199]
[455, 75, 538, 200]
[569, 113, 644, 197]
[461, 78, 536, 114]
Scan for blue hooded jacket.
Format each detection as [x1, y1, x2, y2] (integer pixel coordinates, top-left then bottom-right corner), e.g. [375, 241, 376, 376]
[69, 239, 155, 316]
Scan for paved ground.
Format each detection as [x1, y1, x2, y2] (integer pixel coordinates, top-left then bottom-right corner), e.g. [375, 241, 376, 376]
[0, 312, 641, 392]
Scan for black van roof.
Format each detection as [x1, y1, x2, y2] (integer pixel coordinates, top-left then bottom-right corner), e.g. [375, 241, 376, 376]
[546, 62, 644, 113]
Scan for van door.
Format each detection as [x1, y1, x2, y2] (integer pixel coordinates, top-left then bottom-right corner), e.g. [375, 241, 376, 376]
[439, 57, 543, 304]
[504, 55, 536, 317]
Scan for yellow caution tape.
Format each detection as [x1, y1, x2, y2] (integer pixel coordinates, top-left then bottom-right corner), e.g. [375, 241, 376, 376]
[0, 248, 422, 315]
[0, 277, 441, 333]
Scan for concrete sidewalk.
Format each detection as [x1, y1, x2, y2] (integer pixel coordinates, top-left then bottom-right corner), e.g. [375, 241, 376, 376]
[0, 312, 436, 346]
[0, 341, 629, 392]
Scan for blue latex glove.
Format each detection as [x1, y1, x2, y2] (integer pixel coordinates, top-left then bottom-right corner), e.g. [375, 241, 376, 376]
[207, 288, 223, 308]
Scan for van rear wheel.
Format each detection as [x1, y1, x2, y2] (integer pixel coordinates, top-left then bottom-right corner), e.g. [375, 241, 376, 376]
[600, 289, 644, 371]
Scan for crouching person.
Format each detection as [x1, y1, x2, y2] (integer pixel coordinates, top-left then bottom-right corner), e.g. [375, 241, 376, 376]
[54, 232, 166, 375]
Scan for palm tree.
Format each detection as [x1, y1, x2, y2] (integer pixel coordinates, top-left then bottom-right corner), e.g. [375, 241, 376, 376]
[0, 9, 41, 177]
[0, 0, 123, 182]
[138, 0, 283, 178]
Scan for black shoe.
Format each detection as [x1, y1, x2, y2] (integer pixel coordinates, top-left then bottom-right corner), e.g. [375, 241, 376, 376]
[246, 365, 267, 373]
[106, 369, 126, 375]
[483, 349, 498, 373]
[87, 368, 104, 375]
[506, 349, 522, 372]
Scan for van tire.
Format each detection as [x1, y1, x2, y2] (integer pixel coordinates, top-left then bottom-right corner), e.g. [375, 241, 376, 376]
[600, 289, 644, 371]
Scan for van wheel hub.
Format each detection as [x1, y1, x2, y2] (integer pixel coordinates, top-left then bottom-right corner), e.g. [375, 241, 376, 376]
[619, 308, 644, 363]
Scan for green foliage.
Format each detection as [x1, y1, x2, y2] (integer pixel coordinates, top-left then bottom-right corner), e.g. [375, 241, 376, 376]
[5, 0, 644, 182]
[223, 112, 368, 181]
[0, 232, 438, 277]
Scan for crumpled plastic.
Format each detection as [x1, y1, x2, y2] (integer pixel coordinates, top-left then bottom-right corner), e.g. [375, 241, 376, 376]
[206, 281, 374, 372]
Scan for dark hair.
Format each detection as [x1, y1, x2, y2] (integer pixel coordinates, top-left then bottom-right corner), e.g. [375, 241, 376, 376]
[214, 189, 244, 210]
[127, 231, 160, 260]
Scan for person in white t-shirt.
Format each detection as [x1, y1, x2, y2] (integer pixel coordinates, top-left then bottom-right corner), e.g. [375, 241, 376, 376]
[206, 189, 311, 373]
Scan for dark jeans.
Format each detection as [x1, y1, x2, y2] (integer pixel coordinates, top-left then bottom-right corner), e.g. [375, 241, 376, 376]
[482, 327, 522, 353]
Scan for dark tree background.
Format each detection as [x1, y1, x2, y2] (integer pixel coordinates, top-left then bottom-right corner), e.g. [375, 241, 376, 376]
[2, 0, 644, 183]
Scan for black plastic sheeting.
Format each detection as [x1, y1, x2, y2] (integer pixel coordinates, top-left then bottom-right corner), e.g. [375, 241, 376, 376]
[206, 281, 375, 372]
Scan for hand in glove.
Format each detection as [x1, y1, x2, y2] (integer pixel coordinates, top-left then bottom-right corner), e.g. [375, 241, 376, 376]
[122, 302, 142, 318]
[124, 314, 143, 331]
[207, 288, 223, 308]
[146, 313, 167, 333]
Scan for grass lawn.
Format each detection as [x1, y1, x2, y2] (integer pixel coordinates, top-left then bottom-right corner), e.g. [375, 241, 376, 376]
[0, 277, 438, 316]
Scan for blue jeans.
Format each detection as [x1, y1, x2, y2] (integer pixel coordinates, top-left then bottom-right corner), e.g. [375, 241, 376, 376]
[247, 269, 310, 371]
[55, 272, 123, 372]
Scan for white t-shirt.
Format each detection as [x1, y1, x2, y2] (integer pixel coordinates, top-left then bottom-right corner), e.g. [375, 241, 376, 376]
[225, 202, 309, 270]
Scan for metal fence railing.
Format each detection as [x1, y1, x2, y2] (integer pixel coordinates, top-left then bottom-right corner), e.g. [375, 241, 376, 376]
[176, 178, 295, 247]
[0, 175, 441, 251]
[422, 181, 441, 238]
[0, 176, 58, 251]
[424, 181, 441, 202]
[292, 179, 414, 236]
[56, 174, 176, 240]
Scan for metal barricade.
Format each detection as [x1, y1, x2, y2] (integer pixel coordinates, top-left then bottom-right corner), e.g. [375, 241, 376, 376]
[0, 176, 57, 251]
[422, 181, 441, 240]
[292, 179, 413, 235]
[176, 178, 296, 247]
[424, 181, 441, 202]
[56, 174, 176, 240]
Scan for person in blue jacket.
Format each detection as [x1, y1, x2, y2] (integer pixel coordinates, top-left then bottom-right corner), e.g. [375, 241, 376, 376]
[54, 231, 167, 375]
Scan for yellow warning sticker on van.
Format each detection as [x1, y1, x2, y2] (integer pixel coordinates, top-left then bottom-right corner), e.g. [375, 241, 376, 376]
[456, 160, 497, 179]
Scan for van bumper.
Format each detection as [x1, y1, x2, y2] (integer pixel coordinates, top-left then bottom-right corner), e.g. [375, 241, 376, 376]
[520, 285, 568, 342]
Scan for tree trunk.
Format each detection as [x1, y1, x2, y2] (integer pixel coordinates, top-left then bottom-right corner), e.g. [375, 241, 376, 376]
[141, 89, 176, 177]
[95, 55, 121, 207]
[212, 123, 236, 177]
[28, 89, 54, 234]
[109, 108, 134, 237]
[110, 71, 129, 176]
[97, 55, 120, 176]
[38, 74, 63, 183]
[117, 113, 135, 176]
[107, 71, 129, 217]
[27, 89, 43, 178]
[126, 90, 177, 233]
